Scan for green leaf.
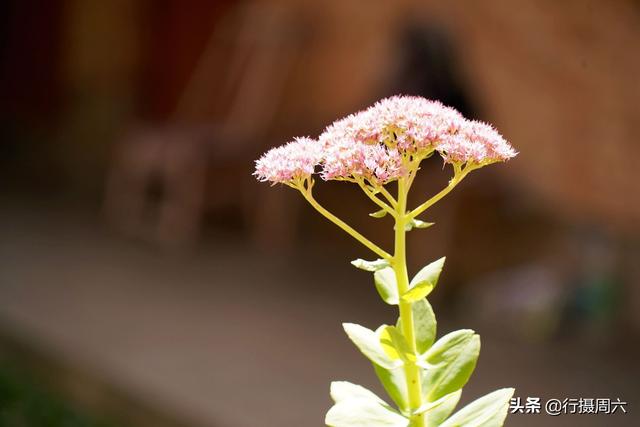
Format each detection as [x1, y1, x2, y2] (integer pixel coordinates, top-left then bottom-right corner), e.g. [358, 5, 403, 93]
[325, 398, 409, 427]
[326, 381, 407, 426]
[378, 326, 401, 361]
[394, 219, 432, 232]
[379, 326, 415, 363]
[396, 298, 437, 354]
[411, 219, 434, 229]
[351, 258, 390, 272]
[374, 365, 409, 414]
[439, 388, 515, 427]
[415, 390, 462, 425]
[422, 329, 480, 401]
[399, 219, 435, 231]
[428, 392, 462, 425]
[401, 282, 434, 303]
[413, 298, 437, 353]
[343, 323, 400, 369]
[405, 219, 435, 231]
[374, 267, 399, 305]
[330, 381, 386, 405]
[369, 209, 388, 218]
[410, 257, 445, 289]
[379, 326, 400, 361]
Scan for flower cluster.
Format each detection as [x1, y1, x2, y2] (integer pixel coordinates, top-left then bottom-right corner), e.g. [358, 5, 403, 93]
[436, 120, 516, 165]
[254, 96, 516, 185]
[320, 135, 404, 183]
[254, 137, 322, 184]
[354, 96, 465, 153]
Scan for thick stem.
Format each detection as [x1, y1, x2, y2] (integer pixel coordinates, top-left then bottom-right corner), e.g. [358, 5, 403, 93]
[394, 178, 425, 426]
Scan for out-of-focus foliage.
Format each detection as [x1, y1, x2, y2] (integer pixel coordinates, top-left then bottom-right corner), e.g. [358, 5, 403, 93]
[0, 361, 118, 427]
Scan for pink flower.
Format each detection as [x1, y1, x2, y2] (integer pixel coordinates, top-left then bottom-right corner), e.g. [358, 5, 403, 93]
[436, 120, 517, 164]
[318, 95, 516, 172]
[365, 96, 465, 152]
[319, 124, 404, 183]
[253, 137, 323, 184]
[254, 96, 517, 186]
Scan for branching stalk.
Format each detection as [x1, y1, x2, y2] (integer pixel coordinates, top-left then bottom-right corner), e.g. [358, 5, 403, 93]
[355, 177, 396, 218]
[377, 184, 398, 208]
[408, 165, 474, 220]
[297, 180, 392, 261]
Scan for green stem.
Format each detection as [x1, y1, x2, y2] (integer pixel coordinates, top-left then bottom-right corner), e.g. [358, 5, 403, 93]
[355, 177, 396, 217]
[299, 186, 392, 261]
[408, 166, 473, 220]
[394, 178, 425, 427]
[378, 184, 398, 208]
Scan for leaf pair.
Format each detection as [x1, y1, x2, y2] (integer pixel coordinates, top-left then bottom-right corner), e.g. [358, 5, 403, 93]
[368, 257, 445, 305]
[344, 299, 436, 412]
[371, 325, 481, 420]
[371, 325, 478, 416]
[342, 299, 439, 373]
[373, 270, 435, 306]
[368, 208, 433, 232]
[381, 217, 434, 231]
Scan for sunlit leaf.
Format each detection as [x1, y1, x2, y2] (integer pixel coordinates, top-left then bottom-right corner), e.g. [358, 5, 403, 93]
[399, 219, 435, 231]
[439, 388, 514, 427]
[330, 381, 386, 405]
[374, 267, 399, 305]
[374, 365, 409, 414]
[379, 326, 400, 360]
[411, 219, 435, 229]
[326, 398, 409, 427]
[415, 390, 462, 426]
[410, 257, 445, 289]
[397, 298, 437, 354]
[343, 323, 400, 369]
[422, 329, 480, 401]
[380, 326, 415, 363]
[351, 258, 390, 272]
[401, 282, 434, 303]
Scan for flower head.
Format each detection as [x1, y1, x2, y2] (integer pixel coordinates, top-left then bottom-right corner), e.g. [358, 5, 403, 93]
[318, 95, 516, 172]
[365, 96, 465, 152]
[436, 120, 517, 164]
[253, 137, 322, 184]
[254, 96, 516, 186]
[320, 135, 404, 183]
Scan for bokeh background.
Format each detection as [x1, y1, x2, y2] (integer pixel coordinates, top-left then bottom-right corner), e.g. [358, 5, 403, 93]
[0, 0, 639, 426]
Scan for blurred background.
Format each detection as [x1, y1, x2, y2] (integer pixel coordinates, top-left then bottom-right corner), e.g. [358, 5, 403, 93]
[0, 0, 639, 426]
